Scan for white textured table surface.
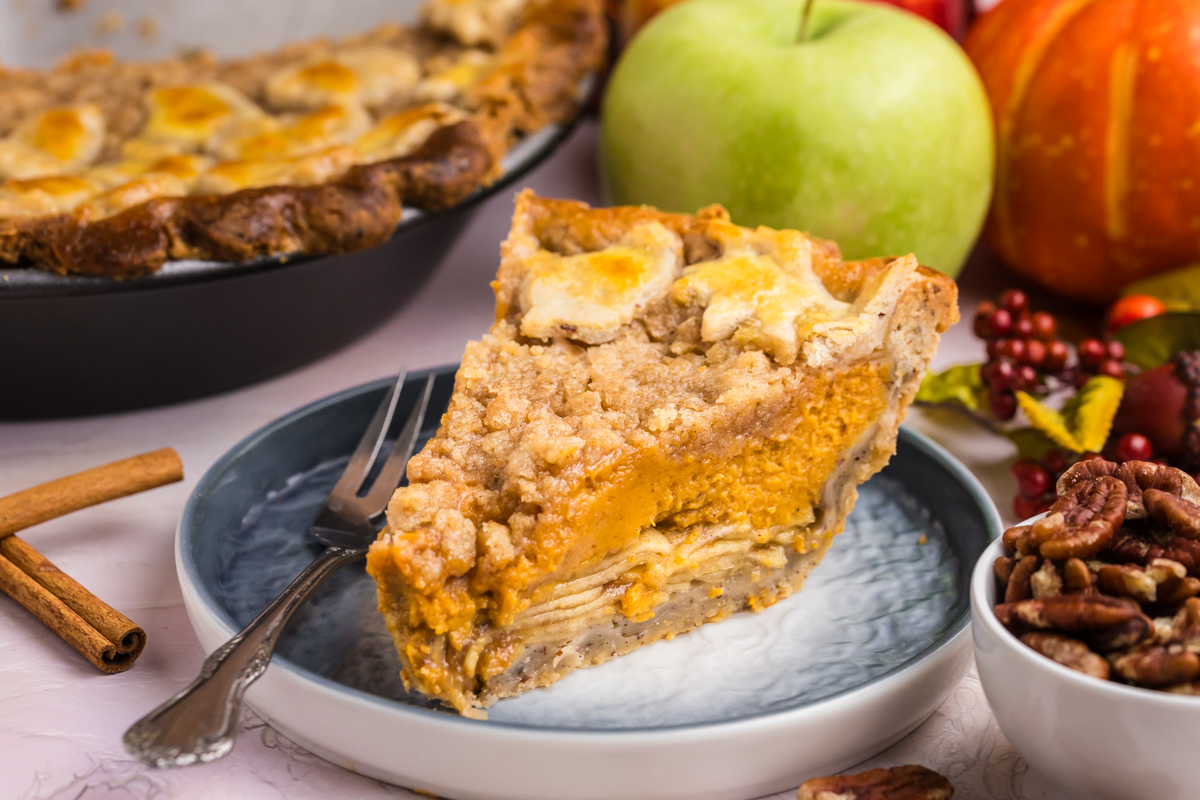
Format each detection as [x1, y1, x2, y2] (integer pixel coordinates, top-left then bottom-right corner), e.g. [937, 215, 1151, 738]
[1, 122, 1072, 800]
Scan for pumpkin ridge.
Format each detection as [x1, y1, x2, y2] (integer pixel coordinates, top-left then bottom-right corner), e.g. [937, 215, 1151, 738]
[1105, 36, 1138, 245]
[995, 0, 1106, 262]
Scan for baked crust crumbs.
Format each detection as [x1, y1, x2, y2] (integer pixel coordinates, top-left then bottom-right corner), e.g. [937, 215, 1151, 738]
[0, 0, 605, 277]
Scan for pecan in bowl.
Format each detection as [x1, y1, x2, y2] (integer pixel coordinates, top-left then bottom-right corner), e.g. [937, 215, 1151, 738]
[994, 461, 1200, 691]
[972, 460, 1200, 798]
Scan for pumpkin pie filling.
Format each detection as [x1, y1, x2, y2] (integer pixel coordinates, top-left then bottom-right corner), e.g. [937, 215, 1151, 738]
[366, 191, 958, 716]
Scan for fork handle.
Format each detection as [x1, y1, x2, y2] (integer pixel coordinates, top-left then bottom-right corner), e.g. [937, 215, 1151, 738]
[123, 545, 366, 767]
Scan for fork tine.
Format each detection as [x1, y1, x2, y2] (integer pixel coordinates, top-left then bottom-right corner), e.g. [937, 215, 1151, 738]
[359, 374, 435, 518]
[328, 368, 407, 502]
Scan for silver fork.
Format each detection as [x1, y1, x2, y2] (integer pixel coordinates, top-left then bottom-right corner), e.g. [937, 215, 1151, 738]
[123, 369, 435, 768]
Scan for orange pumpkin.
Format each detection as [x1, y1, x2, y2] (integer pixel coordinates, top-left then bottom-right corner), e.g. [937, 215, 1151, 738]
[965, 0, 1200, 304]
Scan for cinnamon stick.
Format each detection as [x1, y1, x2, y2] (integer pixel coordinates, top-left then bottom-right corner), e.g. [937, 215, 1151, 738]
[0, 448, 183, 539]
[0, 448, 182, 672]
[0, 554, 121, 670]
[0, 535, 144, 672]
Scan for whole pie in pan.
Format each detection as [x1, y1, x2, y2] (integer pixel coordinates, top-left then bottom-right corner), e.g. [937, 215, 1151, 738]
[0, 0, 605, 277]
[366, 190, 959, 716]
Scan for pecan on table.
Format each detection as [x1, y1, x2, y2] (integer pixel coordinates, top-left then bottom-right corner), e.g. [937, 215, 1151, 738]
[1020, 632, 1109, 679]
[1006, 477, 1126, 560]
[994, 594, 1152, 651]
[798, 765, 953, 800]
[1144, 489, 1200, 540]
[1057, 460, 1200, 518]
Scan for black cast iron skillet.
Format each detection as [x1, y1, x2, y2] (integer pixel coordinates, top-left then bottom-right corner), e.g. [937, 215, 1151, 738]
[0, 121, 577, 419]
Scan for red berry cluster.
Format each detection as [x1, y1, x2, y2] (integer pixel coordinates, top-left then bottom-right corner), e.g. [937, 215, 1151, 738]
[1011, 435, 1159, 518]
[1076, 337, 1127, 385]
[974, 290, 1069, 421]
[1010, 449, 1067, 518]
[1108, 432, 1154, 464]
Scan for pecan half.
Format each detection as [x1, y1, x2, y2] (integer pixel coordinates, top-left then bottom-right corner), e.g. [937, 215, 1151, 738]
[1007, 513, 1077, 557]
[798, 765, 953, 800]
[1001, 524, 1030, 556]
[1020, 632, 1109, 679]
[1005, 555, 1040, 603]
[1109, 644, 1200, 687]
[1029, 477, 1126, 560]
[1152, 577, 1200, 614]
[1057, 460, 1200, 519]
[1164, 681, 1200, 695]
[1148, 558, 1189, 592]
[1030, 559, 1063, 599]
[1183, 597, 1200, 628]
[1109, 528, 1200, 576]
[994, 556, 1016, 589]
[1094, 557, 1197, 619]
[1150, 597, 1200, 646]
[1096, 564, 1160, 603]
[1063, 558, 1094, 593]
[1137, 559, 1197, 616]
[1144, 489, 1200, 540]
[995, 594, 1152, 651]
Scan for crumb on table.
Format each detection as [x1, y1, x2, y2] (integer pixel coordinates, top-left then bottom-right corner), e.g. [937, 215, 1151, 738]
[93, 9, 123, 34]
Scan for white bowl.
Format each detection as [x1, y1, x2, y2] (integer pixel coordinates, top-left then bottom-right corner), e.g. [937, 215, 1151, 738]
[971, 536, 1200, 800]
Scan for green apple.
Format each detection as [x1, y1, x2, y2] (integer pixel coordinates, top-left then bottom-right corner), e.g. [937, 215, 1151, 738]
[599, 0, 993, 277]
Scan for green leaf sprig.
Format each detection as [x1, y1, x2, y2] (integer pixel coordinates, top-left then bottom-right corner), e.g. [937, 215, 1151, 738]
[915, 364, 984, 411]
[1014, 375, 1124, 454]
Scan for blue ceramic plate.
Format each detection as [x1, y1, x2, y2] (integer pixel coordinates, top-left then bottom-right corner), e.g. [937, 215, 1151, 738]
[176, 367, 1001, 800]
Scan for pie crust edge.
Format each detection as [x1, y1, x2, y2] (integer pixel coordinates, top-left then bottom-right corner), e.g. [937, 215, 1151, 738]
[0, 0, 607, 278]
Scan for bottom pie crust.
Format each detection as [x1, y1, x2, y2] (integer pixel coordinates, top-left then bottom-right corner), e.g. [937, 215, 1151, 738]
[479, 538, 832, 709]
[375, 411, 901, 717]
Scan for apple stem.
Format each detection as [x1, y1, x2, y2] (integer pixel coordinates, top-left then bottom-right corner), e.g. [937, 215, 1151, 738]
[797, 0, 815, 42]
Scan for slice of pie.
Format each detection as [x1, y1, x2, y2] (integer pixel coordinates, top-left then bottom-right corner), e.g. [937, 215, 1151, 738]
[0, 0, 604, 277]
[366, 190, 958, 716]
